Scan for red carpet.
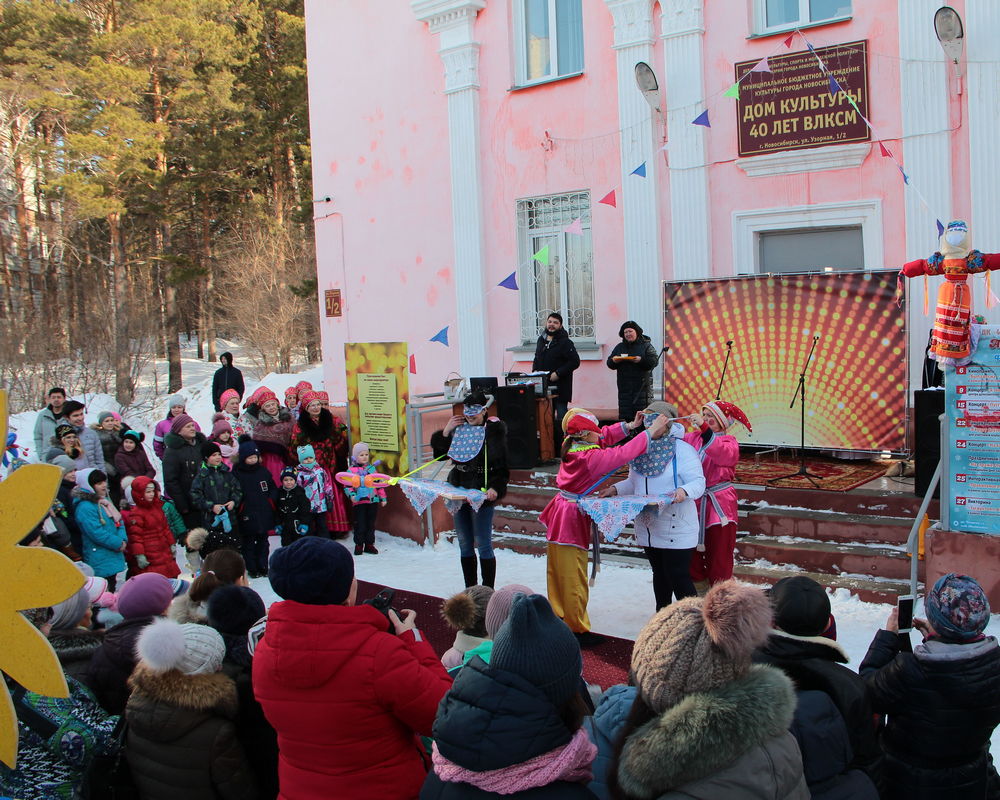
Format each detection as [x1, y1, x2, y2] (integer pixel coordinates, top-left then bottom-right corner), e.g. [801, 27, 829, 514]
[357, 581, 632, 689]
[735, 453, 888, 491]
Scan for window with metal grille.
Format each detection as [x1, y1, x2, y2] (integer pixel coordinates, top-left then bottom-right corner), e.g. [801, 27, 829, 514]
[513, 0, 584, 86]
[516, 191, 594, 344]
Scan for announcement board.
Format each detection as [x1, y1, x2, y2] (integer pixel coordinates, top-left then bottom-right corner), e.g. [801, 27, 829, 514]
[662, 271, 906, 452]
[735, 40, 870, 157]
[944, 327, 1000, 535]
[345, 341, 409, 475]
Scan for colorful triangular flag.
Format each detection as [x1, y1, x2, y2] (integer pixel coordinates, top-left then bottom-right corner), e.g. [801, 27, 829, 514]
[783, 34, 794, 48]
[409, 354, 417, 374]
[723, 82, 740, 99]
[828, 75, 842, 96]
[878, 141, 892, 158]
[691, 110, 710, 128]
[498, 271, 519, 290]
[898, 165, 909, 185]
[430, 327, 449, 346]
[630, 162, 647, 177]
[936, 219, 945, 237]
[806, 42, 815, 53]
[532, 246, 549, 265]
[599, 190, 617, 208]
[846, 95, 860, 113]
[564, 218, 584, 235]
[751, 56, 771, 73]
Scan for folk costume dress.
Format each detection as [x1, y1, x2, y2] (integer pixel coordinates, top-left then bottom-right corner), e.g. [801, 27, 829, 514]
[683, 400, 750, 586]
[539, 413, 657, 634]
[901, 220, 1000, 367]
[291, 393, 351, 534]
[430, 411, 509, 588]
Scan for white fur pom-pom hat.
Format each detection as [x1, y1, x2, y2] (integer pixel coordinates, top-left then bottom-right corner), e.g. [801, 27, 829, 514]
[136, 617, 226, 675]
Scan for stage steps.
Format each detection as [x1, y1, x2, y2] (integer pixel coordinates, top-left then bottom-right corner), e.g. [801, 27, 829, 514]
[490, 466, 925, 603]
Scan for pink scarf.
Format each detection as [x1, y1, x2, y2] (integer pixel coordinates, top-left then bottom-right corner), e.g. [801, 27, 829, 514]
[431, 727, 596, 795]
[99, 496, 122, 526]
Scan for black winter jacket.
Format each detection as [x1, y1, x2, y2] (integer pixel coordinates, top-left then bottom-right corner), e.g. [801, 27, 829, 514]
[234, 462, 277, 537]
[84, 615, 154, 715]
[430, 419, 510, 503]
[421, 657, 597, 799]
[212, 354, 245, 411]
[161, 432, 209, 514]
[860, 630, 1000, 800]
[532, 328, 580, 403]
[190, 463, 244, 522]
[755, 631, 883, 796]
[606, 335, 659, 421]
[276, 485, 315, 538]
[126, 664, 257, 800]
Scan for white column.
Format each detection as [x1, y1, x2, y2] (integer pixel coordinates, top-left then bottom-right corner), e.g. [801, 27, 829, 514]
[898, 1, 954, 392]
[966, 1, 1000, 326]
[413, 0, 488, 375]
[604, 0, 662, 350]
[660, 1, 710, 281]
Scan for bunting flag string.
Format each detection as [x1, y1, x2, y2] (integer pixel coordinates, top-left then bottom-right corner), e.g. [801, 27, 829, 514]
[630, 162, 647, 177]
[498, 271, 519, 290]
[564, 217, 584, 235]
[691, 109, 711, 128]
[599, 189, 618, 207]
[430, 327, 449, 346]
[532, 245, 550, 265]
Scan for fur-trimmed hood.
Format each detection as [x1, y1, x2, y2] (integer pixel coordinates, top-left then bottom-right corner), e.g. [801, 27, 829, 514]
[168, 593, 208, 625]
[766, 629, 850, 663]
[128, 663, 238, 720]
[618, 665, 801, 798]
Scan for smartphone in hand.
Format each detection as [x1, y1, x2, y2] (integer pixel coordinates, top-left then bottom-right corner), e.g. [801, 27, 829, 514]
[897, 594, 915, 633]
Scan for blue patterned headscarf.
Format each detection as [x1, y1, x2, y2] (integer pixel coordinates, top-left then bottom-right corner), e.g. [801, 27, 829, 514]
[631, 413, 676, 477]
[448, 424, 487, 463]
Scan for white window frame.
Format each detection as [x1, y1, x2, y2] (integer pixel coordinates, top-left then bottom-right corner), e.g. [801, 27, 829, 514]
[516, 190, 595, 345]
[752, 0, 852, 36]
[732, 199, 882, 274]
[512, 0, 583, 88]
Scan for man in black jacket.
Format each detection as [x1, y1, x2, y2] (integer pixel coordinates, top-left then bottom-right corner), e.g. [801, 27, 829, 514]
[212, 352, 245, 411]
[606, 320, 659, 422]
[532, 312, 580, 443]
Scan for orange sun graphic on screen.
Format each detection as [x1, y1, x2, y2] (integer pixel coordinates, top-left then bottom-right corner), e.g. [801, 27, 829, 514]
[0, 389, 84, 768]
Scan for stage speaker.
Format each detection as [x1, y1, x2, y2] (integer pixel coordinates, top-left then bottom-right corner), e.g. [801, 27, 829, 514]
[914, 389, 945, 498]
[494, 385, 539, 469]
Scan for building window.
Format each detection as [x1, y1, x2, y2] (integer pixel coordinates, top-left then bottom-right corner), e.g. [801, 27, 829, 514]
[758, 0, 850, 33]
[516, 191, 594, 344]
[759, 226, 863, 273]
[513, 0, 584, 86]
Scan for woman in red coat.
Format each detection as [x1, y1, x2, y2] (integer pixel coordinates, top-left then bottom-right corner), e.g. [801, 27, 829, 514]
[291, 390, 350, 534]
[123, 476, 181, 579]
[254, 538, 452, 800]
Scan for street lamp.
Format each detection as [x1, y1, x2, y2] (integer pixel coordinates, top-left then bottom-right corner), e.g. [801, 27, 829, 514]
[634, 62, 660, 113]
[934, 6, 965, 78]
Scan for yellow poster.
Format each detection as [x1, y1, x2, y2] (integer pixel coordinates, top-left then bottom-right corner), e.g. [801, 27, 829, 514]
[345, 342, 409, 475]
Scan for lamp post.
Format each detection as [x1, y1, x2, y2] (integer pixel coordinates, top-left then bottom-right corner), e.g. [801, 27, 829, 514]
[934, 6, 965, 79]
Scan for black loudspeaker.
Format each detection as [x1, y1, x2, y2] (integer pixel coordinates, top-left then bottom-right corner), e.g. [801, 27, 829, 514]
[914, 389, 945, 498]
[494, 385, 539, 469]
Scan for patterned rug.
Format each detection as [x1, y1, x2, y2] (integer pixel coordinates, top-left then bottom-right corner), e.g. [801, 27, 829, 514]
[735, 453, 889, 491]
[357, 580, 631, 689]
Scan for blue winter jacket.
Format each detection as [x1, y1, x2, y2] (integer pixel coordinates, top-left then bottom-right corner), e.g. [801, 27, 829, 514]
[584, 684, 636, 800]
[73, 489, 126, 578]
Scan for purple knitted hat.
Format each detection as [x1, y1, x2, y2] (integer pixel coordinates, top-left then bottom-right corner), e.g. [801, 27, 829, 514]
[170, 413, 195, 435]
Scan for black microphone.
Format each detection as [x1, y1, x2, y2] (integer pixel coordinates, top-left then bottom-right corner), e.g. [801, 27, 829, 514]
[725, 340, 733, 346]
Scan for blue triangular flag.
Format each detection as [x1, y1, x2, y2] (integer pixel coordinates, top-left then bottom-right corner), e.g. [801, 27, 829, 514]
[898, 165, 909, 185]
[936, 219, 945, 237]
[630, 162, 647, 177]
[498, 272, 519, 290]
[806, 42, 815, 52]
[430, 327, 449, 346]
[828, 75, 841, 96]
[692, 110, 710, 128]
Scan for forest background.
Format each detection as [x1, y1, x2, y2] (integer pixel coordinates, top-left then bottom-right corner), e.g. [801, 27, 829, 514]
[0, 0, 318, 411]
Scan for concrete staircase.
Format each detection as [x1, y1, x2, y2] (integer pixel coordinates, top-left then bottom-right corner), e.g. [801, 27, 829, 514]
[490, 465, 932, 603]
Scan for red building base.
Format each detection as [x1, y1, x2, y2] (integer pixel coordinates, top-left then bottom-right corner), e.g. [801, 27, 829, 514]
[926, 528, 1000, 608]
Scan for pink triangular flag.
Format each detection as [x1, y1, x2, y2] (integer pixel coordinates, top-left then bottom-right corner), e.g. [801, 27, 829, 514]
[751, 56, 771, 73]
[564, 218, 584, 235]
[598, 190, 617, 208]
[783, 34, 794, 48]
[878, 141, 892, 158]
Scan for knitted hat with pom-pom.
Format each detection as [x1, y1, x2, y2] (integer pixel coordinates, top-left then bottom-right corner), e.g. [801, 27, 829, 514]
[631, 580, 773, 713]
[441, 585, 494, 637]
[137, 618, 225, 675]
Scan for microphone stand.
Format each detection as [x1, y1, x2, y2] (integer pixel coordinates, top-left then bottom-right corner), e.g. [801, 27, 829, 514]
[769, 335, 824, 487]
[716, 341, 734, 400]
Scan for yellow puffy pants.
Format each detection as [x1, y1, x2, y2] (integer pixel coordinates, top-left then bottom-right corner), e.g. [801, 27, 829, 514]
[546, 542, 591, 633]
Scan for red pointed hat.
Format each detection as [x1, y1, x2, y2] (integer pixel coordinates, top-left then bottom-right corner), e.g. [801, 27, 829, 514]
[703, 400, 752, 433]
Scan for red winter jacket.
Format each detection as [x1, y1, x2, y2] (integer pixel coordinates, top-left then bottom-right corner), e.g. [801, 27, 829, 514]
[122, 476, 181, 579]
[253, 600, 452, 800]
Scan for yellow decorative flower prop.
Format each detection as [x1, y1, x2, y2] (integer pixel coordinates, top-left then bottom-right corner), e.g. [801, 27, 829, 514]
[0, 390, 84, 768]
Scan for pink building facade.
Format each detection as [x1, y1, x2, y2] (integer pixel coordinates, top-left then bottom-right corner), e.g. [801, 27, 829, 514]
[305, 0, 1000, 419]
